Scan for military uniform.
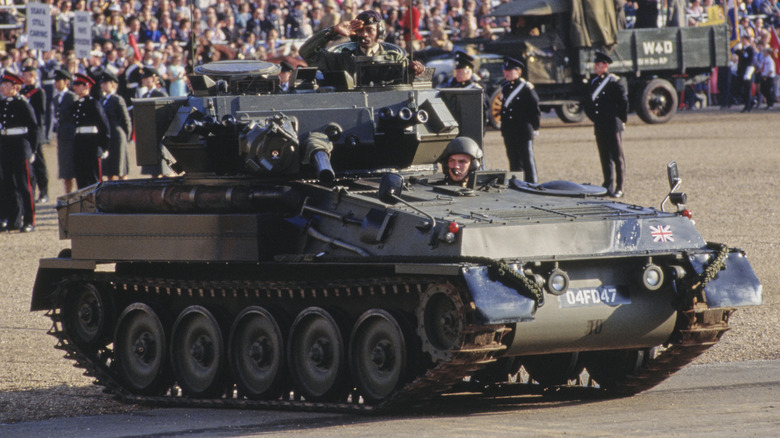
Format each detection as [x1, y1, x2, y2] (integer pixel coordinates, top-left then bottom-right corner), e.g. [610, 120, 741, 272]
[21, 76, 48, 202]
[137, 68, 172, 176]
[300, 11, 407, 76]
[100, 72, 132, 178]
[443, 76, 482, 90]
[72, 74, 111, 189]
[0, 78, 39, 231]
[53, 84, 77, 181]
[500, 57, 540, 183]
[584, 67, 628, 196]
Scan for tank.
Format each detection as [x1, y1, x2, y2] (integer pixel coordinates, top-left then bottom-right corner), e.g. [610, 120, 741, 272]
[31, 59, 761, 410]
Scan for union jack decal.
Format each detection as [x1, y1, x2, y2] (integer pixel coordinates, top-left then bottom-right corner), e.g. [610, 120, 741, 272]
[650, 225, 674, 243]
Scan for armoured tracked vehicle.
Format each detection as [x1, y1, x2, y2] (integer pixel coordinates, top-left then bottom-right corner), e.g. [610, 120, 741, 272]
[31, 59, 761, 411]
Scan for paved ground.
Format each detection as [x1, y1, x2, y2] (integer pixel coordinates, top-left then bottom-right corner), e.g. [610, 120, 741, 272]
[2, 360, 779, 437]
[0, 107, 777, 428]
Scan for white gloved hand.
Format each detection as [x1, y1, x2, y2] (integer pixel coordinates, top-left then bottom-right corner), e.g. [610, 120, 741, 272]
[101, 150, 109, 160]
[533, 130, 539, 138]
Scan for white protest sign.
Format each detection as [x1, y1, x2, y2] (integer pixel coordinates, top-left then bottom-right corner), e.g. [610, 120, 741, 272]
[74, 11, 92, 59]
[27, 3, 52, 51]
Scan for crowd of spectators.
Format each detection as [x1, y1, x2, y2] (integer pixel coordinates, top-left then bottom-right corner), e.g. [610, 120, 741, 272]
[0, 0, 775, 102]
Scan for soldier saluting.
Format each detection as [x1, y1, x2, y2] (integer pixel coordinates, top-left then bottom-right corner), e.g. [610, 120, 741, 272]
[72, 73, 110, 189]
[584, 51, 628, 198]
[0, 72, 38, 232]
[500, 56, 540, 183]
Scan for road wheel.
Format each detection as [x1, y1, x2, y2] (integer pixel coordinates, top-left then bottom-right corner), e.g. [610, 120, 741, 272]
[229, 306, 287, 400]
[350, 309, 408, 403]
[522, 352, 583, 386]
[62, 282, 111, 351]
[635, 78, 678, 124]
[288, 307, 346, 402]
[582, 348, 649, 392]
[488, 88, 503, 129]
[416, 283, 465, 362]
[170, 306, 227, 397]
[554, 102, 586, 123]
[114, 303, 170, 395]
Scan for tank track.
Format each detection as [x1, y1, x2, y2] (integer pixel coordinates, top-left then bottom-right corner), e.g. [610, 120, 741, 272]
[45, 274, 509, 413]
[473, 304, 736, 398]
[597, 305, 735, 396]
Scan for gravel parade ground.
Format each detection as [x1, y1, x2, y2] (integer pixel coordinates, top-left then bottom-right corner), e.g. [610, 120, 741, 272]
[0, 108, 777, 424]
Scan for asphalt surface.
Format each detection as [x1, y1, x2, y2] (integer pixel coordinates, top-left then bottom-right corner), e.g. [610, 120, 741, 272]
[0, 106, 777, 432]
[2, 360, 779, 437]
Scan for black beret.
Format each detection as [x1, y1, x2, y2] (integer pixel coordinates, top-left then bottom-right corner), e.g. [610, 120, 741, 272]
[502, 56, 524, 70]
[594, 51, 613, 64]
[21, 65, 37, 72]
[356, 9, 382, 25]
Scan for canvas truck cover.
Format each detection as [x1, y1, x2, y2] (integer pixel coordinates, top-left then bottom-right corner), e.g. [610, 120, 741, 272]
[490, 0, 617, 47]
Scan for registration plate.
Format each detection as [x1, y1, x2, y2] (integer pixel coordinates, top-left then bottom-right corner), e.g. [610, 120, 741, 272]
[558, 286, 631, 308]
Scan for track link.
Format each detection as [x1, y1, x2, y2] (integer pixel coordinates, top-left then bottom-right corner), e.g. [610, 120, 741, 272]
[47, 274, 509, 413]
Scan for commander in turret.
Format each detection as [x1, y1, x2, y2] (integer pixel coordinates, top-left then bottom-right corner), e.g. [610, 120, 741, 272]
[438, 137, 483, 187]
[299, 10, 425, 77]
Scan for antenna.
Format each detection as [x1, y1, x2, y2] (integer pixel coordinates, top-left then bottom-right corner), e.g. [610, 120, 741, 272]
[189, 0, 196, 69]
[408, 0, 414, 68]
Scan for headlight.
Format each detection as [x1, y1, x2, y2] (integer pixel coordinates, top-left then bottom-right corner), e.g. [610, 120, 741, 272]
[546, 268, 569, 295]
[641, 263, 664, 291]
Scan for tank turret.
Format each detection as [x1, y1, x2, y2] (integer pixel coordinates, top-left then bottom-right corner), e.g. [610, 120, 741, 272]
[31, 60, 760, 411]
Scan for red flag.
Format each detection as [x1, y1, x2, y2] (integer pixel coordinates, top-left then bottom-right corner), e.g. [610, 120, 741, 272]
[770, 27, 780, 73]
[128, 33, 142, 62]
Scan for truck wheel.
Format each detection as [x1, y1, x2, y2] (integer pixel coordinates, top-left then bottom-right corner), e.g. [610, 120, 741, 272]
[635, 79, 678, 124]
[554, 103, 585, 123]
[488, 89, 502, 129]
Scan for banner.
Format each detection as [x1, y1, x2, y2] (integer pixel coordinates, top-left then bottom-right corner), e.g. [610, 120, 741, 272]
[770, 28, 780, 73]
[26, 3, 51, 51]
[726, 0, 737, 48]
[73, 12, 92, 59]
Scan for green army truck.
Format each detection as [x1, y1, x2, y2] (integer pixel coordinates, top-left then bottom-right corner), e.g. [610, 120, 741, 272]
[479, 0, 729, 126]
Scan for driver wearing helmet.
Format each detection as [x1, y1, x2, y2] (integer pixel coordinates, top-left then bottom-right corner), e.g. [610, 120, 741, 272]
[299, 10, 425, 76]
[438, 137, 483, 187]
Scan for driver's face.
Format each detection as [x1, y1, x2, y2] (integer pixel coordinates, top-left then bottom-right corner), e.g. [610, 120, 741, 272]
[448, 153, 472, 182]
[355, 23, 379, 49]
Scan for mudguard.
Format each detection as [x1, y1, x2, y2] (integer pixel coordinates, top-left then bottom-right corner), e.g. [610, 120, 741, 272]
[461, 266, 537, 324]
[691, 251, 763, 308]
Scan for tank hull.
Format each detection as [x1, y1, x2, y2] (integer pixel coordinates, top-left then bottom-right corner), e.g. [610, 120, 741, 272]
[30, 62, 761, 409]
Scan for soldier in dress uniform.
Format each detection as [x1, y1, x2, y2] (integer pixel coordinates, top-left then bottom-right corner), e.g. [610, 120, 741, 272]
[139, 68, 169, 98]
[500, 56, 540, 183]
[277, 61, 294, 93]
[99, 70, 131, 180]
[52, 68, 77, 194]
[443, 51, 489, 130]
[584, 51, 628, 198]
[0, 72, 38, 232]
[71, 73, 110, 189]
[21, 65, 49, 203]
[39, 50, 59, 144]
[138, 67, 172, 177]
[443, 51, 482, 89]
